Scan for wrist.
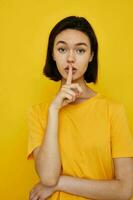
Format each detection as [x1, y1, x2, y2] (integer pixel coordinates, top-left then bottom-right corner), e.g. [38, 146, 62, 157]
[49, 104, 60, 112]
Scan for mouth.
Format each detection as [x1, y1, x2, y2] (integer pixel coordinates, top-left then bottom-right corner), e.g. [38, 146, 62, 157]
[64, 66, 77, 74]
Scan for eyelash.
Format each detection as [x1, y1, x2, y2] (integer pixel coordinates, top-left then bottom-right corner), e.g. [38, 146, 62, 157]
[57, 47, 86, 54]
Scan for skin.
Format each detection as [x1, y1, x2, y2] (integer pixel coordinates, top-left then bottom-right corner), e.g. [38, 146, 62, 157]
[29, 66, 77, 200]
[29, 29, 98, 200]
[52, 29, 97, 103]
[29, 29, 133, 200]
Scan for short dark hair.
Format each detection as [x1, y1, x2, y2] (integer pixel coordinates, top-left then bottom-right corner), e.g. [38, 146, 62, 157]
[43, 16, 98, 83]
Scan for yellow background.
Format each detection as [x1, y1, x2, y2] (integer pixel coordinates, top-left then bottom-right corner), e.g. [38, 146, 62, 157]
[0, 0, 133, 199]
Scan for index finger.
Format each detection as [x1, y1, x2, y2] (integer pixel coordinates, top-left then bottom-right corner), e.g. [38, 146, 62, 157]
[66, 66, 72, 85]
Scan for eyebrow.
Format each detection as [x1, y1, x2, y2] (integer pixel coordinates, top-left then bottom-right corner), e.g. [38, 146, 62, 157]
[56, 40, 88, 47]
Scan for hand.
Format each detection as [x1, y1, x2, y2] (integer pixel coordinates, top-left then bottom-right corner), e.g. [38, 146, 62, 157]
[29, 181, 57, 200]
[50, 66, 83, 110]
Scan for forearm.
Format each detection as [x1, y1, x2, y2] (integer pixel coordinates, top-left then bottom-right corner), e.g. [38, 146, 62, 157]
[36, 106, 61, 186]
[55, 175, 128, 200]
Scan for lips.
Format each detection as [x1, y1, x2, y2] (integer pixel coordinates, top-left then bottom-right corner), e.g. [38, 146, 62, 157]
[65, 68, 77, 75]
[64, 66, 77, 70]
[64, 65, 78, 75]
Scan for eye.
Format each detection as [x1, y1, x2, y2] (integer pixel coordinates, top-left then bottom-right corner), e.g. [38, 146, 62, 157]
[76, 49, 86, 54]
[57, 47, 67, 53]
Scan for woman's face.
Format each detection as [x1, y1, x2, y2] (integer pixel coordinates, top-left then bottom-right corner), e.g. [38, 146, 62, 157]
[52, 29, 94, 82]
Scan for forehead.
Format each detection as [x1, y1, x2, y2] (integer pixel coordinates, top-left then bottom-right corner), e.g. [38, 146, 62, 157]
[54, 29, 90, 46]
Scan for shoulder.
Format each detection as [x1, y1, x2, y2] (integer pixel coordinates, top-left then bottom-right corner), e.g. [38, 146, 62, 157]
[27, 99, 52, 118]
[99, 92, 123, 107]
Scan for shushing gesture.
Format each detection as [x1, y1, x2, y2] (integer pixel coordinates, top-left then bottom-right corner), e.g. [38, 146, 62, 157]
[50, 66, 83, 110]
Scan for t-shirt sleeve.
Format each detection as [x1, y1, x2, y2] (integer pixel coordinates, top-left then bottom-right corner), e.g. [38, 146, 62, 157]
[110, 103, 133, 158]
[26, 104, 47, 160]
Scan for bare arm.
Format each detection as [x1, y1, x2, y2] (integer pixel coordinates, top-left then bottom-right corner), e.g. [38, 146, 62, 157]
[54, 158, 133, 200]
[33, 105, 61, 186]
[31, 67, 83, 187]
[55, 175, 131, 200]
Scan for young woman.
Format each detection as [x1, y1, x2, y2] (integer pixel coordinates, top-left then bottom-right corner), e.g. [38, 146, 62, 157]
[27, 16, 133, 200]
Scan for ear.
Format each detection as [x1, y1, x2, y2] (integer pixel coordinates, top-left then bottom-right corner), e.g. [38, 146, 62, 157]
[89, 51, 94, 62]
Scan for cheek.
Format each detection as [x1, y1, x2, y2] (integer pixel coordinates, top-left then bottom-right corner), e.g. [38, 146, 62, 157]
[54, 56, 65, 74]
[77, 56, 90, 69]
[54, 53, 65, 65]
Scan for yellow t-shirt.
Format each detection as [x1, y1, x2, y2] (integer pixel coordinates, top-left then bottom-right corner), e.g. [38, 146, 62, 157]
[27, 92, 133, 200]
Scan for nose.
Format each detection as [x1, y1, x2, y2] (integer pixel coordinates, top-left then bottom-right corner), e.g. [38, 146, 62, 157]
[67, 50, 75, 64]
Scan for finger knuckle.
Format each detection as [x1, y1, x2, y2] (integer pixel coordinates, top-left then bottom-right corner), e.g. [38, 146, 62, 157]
[69, 95, 73, 100]
[78, 87, 83, 92]
[72, 91, 76, 96]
